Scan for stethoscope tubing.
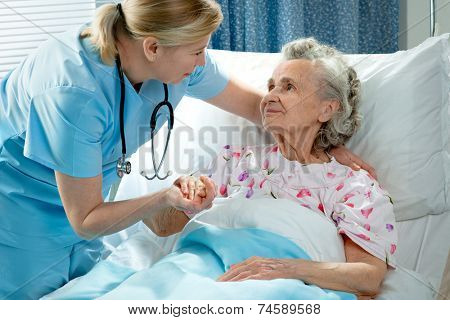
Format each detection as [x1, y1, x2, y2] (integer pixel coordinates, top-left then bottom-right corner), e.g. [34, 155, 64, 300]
[115, 56, 173, 180]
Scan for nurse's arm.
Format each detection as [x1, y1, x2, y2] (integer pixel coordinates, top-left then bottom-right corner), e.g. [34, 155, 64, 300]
[55, 171, 171, 239]
[206, 77, 264, 125]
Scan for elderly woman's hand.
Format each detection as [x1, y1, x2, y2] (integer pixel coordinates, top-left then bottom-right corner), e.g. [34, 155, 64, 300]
[175, 175, 208, 200]
[165, 175, 216, 216]
[217, 256, 297, 282]
[329, 146, 377, 179]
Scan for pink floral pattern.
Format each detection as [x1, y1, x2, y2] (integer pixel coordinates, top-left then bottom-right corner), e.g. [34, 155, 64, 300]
[361, 208, 374, 218]
[296, 188, 312, 198]
[336, 182, 344, 191]
[318, 203, 325, 214]
[357, 233, 371, 241]
[219, 184, 228, 197]
[206, 144, 398, 268]
[343, 192, 355, 202]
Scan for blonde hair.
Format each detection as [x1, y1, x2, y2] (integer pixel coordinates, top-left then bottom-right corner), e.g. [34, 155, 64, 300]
[282, 38, 362, 150]
[82, 0, 223, 65]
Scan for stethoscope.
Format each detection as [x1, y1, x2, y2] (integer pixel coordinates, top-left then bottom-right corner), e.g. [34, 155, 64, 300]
[115, 56, 174, 180]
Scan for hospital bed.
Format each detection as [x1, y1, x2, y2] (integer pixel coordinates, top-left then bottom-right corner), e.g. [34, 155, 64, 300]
[49, 34, 450, 300]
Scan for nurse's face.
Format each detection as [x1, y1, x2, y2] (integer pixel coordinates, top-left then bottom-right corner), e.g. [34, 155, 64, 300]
[151, 35, 210, 84]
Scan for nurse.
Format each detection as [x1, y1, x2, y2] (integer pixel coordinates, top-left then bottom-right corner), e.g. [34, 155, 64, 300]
[0, 0, 374, 299]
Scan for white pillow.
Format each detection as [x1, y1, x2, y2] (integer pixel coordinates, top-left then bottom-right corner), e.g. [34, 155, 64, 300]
[116, 35, 450, 223]
[345, 35, 450, 221]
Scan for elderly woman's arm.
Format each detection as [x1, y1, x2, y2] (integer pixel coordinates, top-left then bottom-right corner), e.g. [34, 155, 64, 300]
[217, 235, 387, 298]
[292, 235, 387, 297]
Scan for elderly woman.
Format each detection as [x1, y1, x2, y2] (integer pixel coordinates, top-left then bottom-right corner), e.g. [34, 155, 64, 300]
[201, 38, 398, 299]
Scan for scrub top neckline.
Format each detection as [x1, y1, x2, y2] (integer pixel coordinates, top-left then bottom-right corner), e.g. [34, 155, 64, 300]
[79, 27, 143, 107]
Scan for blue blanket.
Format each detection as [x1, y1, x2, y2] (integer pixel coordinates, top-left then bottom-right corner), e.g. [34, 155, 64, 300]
[44, 226, 355, 300]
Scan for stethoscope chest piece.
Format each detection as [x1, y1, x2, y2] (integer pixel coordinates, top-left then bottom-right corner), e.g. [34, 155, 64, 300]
[116, 154, 131, 178]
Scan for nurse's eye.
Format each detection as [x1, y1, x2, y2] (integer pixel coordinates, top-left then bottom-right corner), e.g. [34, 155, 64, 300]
[195, 51, 204, 56]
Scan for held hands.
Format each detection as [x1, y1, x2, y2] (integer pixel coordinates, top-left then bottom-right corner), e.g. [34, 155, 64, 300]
[144, 175, 216, 237]
[165, 175, 217, 218]
[177, 175, 209, 201]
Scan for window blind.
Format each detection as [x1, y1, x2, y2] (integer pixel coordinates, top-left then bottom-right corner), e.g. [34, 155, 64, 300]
[0, 0, 113, 79]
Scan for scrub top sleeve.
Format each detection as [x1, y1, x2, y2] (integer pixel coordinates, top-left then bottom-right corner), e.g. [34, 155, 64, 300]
[23, 86, 107, 178]
[185, 50, 229, 100]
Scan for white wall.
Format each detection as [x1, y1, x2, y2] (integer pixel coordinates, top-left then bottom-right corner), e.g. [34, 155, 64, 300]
[399, 0, 450, 50]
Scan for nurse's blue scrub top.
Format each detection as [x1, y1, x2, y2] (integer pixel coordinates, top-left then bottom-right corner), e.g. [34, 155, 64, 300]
[0, 25, 229, 250]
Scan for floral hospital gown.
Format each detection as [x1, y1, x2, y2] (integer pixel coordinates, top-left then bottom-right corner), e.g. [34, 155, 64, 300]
[204, 144, 398, 268]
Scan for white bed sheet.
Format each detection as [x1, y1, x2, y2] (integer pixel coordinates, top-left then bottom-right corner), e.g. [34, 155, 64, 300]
[102, 197, 438, 300]
[395, 211, 450, 295]
[102, 209, 448, 299]
[102, 223, 436, 300]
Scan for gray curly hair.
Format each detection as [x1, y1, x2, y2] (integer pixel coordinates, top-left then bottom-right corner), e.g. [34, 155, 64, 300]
[281, 38, 362, 150]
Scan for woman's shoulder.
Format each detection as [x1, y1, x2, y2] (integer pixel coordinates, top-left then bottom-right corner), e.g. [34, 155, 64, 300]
[327, 157, 372, 179]
[326, 159, 391, 201]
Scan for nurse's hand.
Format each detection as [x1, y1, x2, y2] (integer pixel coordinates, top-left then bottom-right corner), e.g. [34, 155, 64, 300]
[330, 146, 377, 179]
[165, 176, 216, 215]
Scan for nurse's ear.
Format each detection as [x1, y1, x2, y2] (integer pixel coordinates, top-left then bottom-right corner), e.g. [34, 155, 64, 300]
[142, 36, 159, 62]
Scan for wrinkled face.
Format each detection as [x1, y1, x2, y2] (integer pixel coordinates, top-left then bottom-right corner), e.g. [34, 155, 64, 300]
[259, 59, 327, 136]
[152, 35, 210, 84]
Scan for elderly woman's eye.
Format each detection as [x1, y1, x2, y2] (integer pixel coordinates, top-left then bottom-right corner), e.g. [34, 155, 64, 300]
[287, 84, 295, 91]
[268, 85, 275, 91]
